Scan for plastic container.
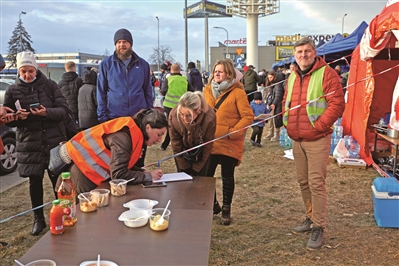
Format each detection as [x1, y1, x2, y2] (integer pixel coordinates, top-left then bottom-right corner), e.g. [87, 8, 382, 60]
[279, 128, 286, 146]
[49, 199, 64, 235]
[123, 199, 158, 211]
[149, 208, 171, 231]
[25, 259, 56, 266]
[118, 209, 150, 228]
[57, 172, 77, 226]
[372, 177, 399, 228]
[78, 192, 98, 212]
[90, 189, 110, 207]
[109, 179, 127, 196]
[349, 140, 360, 159]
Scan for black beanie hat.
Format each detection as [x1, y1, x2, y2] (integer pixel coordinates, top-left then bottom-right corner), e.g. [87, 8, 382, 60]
[254, 91, 262, 101]
[114, 28, 133, 46]
[187, 62, 196, 69]
[160, 63, 168, 70]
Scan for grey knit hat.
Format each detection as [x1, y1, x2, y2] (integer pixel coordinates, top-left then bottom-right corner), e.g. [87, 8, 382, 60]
[114, 28, 133, 46]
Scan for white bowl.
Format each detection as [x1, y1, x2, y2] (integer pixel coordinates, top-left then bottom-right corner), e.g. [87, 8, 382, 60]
[118, 209, 149, 228]
[123, 199, 158, 210]
[79, 260, 118, 266]
[25, 259, 56, 266]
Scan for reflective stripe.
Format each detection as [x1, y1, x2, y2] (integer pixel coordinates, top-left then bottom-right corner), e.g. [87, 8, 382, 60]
[163, 75, 189, 109]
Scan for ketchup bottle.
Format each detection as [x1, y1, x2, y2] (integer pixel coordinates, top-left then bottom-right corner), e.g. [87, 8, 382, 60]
[57, 172, 77, 226]
[50, 199, 64, 235]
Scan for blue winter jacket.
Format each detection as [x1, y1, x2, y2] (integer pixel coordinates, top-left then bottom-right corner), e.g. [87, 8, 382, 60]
[97, 51, 153, 122]
[250, 101, 269, 127]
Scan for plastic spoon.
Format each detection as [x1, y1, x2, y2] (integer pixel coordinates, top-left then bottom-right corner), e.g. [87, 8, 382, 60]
[14, 260, 25, 266]
[79, 193, 94, 207]
[97, 254, 100, 266]
[156, 200, 171, 226]
[118, 177, 136, 186]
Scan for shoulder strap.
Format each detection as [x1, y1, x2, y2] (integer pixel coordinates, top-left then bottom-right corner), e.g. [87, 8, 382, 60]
[214, 90, 232, 112]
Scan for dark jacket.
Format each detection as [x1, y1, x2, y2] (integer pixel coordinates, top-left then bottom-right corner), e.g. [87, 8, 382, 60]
[282, 57, 345, 142]
[187, 68, 203, 91]
[78, 70, 99, 129]
[169, 104, 216, 173]
[58, 71, 82, 121]
[97, 51, 153, 123]
[243, 69, 261, 92]
[269, 73, 285, 128]
[4, 70, 69, 177]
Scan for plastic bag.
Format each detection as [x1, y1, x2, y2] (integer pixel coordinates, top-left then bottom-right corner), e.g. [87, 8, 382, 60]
[333, 138, 349, 159]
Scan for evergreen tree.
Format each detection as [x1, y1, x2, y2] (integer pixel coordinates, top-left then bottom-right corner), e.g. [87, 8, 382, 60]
[7, 20, 35, 68]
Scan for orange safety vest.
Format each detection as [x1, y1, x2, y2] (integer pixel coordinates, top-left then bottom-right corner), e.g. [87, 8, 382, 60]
[65, 117, 143, 185]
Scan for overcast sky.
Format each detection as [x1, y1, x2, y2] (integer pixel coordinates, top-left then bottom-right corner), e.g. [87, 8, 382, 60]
[0, 0, 387, 67]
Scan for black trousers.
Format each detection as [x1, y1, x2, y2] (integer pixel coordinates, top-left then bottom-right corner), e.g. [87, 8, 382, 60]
[174, 156, 211, 177]
[206, 154, 238, 206]
[161, 107, 172, 150]
[251, 125, 264, 143]
[30, 173, 58, 217]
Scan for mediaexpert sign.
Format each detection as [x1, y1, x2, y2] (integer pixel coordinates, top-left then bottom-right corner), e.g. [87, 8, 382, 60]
[275, 34, 335, 43]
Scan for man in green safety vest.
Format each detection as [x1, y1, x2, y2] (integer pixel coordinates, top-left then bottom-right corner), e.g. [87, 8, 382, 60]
[160, 63, 194, 150]
[282, 38, 345, 250]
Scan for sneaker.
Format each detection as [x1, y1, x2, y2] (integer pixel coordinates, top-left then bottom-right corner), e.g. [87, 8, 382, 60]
[255, 143, 262, 147]
[250, 140, 256, 146]
[306, 226, 324, 250]
[292, 217, 313, 234]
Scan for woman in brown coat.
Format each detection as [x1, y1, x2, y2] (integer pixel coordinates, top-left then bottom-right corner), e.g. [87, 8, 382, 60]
[169, 91, 216, 176]
[203, 59, 254, 225]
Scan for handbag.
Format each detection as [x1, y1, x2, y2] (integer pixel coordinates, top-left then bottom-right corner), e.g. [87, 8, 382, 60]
[48, 143, 72, 178]
[182, 127, 203, 162]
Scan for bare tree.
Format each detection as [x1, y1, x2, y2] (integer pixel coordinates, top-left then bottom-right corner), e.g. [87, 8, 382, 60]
[148, 45, 176, 66]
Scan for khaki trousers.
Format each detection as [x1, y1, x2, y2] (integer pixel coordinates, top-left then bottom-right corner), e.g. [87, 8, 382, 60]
[292, 135, 331, 228]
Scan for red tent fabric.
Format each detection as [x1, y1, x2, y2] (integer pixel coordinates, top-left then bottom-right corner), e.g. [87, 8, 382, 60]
[341, 0, 399, 165]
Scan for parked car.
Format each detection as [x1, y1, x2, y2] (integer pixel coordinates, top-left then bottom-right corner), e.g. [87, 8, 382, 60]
[0, 125, 17, 175]
[0, 78, 18, 175]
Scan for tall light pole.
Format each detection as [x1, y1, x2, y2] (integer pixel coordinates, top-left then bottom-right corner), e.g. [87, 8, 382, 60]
[342, 13, 347, 34]
[213, 26, 229, 58]
[19, 11, 27, 53]
[156, 16, 160, 76]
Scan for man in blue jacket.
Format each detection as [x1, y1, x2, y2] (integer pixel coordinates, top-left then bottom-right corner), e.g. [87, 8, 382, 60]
[97, 28, 153, 123]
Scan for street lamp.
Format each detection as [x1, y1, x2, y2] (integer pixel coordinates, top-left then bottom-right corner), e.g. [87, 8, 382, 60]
[156, 16, 160, 76]
[19, 11, 26, 53]
[213, 26, 229, 58]
[342, 13, 347, 34]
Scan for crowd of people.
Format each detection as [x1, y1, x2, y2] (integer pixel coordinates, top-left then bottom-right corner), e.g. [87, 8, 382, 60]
[1, 28, 347, 250]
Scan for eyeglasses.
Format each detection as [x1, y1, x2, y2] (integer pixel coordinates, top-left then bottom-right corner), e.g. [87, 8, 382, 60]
[178, 111, 192, 120]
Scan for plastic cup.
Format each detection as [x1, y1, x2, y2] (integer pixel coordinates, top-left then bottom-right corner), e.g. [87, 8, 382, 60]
[25, 259, 56, 266]
[149, 208, 171, 231]
[90, 189, 110, 207]
[109, 179, 127, 196]
[78, 192, 98, 212]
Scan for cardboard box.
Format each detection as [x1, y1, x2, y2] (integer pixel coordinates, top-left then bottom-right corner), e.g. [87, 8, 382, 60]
[372, 177, 399, 228]
[336, 158, 367, 169]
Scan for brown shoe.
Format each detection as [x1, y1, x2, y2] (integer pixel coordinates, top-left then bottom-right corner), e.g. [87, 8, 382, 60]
[221, 205, 231, 225]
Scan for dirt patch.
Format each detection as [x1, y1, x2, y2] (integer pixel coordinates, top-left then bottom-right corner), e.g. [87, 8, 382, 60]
[1, 136, 399, 265]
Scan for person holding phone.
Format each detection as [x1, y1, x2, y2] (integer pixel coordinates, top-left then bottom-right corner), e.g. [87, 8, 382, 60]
[3, 51, 71, 236]
[0, 106, 17, 153]
[58, 108, 167, 195]
[168, 91, 216, 176]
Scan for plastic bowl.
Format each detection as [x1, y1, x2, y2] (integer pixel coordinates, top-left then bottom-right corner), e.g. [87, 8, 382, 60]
[89, 189, 110, 207]
[79, 260, 118, 266]
[78, 192, 98, 212]
[123, 199, 158, 210]
[149, 208, 171, 231]
[109, 179, 127, 196]
[118, 209, 149, 228]
[25, 259, 56, 266]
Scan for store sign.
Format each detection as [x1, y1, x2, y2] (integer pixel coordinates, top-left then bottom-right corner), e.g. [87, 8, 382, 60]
[224, 38, 247, 45]
[275, 34, 335, 43]
[275, 46, 294, 61]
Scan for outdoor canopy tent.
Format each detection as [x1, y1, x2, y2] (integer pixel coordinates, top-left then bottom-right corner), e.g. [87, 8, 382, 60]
[341, 0, 399, 166]
[316, 21, 368, 62]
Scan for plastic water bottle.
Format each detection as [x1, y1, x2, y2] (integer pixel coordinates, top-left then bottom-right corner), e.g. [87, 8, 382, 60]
[344, 135, 353, 150]
[379, 118, 385, 125]
[349, 140, 360, 159]
[280, 128, 286, 146]
[335, 125, 343, 139]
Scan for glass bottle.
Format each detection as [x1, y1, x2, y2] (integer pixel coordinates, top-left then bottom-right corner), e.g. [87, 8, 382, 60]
[57, 172, 77, 226]
[50, 199, 64, 235]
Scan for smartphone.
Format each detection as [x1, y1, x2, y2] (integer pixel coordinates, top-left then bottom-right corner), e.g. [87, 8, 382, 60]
[142, 181, 167, 188]
[29, 103, 41, 109]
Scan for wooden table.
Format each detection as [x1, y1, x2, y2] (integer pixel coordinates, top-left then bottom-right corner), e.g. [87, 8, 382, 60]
[16, 177, 215, 266]
[374, 132, 399, 175]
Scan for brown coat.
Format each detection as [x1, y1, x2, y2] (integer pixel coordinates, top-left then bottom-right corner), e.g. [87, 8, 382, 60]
[169, 104, 216, 173]
[282, 56, 345, 141]
[204, 82, 254, 165]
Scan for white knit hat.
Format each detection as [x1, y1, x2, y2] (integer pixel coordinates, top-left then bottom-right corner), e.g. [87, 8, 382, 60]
[17, 51, 37, 69]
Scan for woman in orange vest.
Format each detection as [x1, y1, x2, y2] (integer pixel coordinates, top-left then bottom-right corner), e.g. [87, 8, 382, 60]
[57, 108, 168, 194]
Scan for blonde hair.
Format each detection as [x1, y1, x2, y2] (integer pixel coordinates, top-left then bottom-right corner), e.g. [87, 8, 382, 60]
[176, 91, 206, 123]
[209, 59, 236, 83]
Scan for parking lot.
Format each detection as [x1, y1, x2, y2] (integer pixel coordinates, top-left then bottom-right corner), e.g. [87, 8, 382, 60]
[0, 167, 26, 193]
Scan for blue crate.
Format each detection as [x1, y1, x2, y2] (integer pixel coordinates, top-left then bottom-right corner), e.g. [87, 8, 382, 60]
[372, 177, 399, 228]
